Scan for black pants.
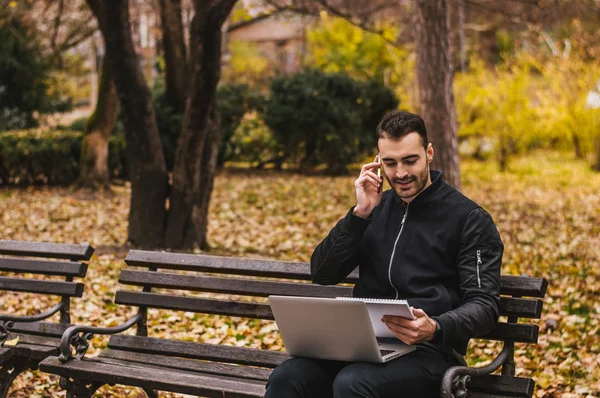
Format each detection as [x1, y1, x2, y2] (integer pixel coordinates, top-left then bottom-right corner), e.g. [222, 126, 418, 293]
[265, 346, 454, 398]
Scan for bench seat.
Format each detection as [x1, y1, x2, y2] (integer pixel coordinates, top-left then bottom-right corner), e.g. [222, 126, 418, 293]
[41, 355, 268, 398]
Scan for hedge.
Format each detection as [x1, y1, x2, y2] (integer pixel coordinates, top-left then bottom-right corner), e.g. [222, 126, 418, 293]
[0, 129, 126, 185]
[265, 69, 399, 174]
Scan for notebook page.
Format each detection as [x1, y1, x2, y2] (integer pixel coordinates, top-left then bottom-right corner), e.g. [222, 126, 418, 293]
[337, 297, 415, 338]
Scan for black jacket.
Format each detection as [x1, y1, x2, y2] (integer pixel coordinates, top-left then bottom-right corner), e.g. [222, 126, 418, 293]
[310, 170, 503, 355]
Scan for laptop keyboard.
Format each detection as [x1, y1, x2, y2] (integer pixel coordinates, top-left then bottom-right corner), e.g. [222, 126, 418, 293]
[376, 337, 399, 345]
[379, 349, 396, 357]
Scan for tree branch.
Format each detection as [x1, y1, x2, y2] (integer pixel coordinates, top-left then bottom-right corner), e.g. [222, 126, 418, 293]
[262, 0, 402, 47]
[50, 0, 64, 53]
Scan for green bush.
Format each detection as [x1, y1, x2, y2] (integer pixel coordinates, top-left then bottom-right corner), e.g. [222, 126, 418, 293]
[228, 112, 278, 167]
[147, 81, 266, 170]
[217, 83, 267, 166]
[0, 129, 126, 185]
[67, 117, 90, 132]
[265, 69, 398, 174]
[0, 17, 72, 131]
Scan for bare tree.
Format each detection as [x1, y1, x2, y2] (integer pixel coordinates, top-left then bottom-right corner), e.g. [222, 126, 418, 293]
[87, 0, 169, 247]
[159, 0, 188, 113]
[166, 0, 237, 249]
[80, 2, 118, 188]
[415, 0, 460, 188]
[33, 0, 97, 65]
[80, 51, 119, 188]
[457, 0, 466, 72]
[85, 0, 237, 249]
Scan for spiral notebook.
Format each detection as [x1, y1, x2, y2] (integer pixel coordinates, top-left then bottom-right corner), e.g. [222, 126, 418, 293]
[337, 297, 416, 338]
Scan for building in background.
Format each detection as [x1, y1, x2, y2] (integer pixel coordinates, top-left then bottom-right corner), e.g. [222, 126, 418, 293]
[226, 10, 315, 74]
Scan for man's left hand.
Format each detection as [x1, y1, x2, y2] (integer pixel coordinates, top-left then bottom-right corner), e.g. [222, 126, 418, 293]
[381, 307, 437, 345]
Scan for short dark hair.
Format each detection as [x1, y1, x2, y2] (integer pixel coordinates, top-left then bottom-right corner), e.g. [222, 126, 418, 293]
[376, 110, 429, 148]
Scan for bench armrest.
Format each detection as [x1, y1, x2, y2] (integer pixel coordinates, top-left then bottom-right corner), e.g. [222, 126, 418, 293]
[58, 312, 144, 362]
[440, 344, 512, 398]
[0, 301, 67, 345]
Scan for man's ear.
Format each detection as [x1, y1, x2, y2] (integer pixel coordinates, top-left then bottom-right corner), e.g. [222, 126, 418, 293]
[427, 143, 434, 163]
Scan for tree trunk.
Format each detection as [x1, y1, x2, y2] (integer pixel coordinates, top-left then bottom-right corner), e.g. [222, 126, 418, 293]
[159, 0, 188, 113]
[90, 0, 168, 248]
[572, 133, 583, 159]
[165, 0, 236, 250]
[499, 135, 509, 172]
[593, 133, 600, 172]
[185, 111, 222, 248]
[80, 53, 118, 188]
[458, 0, 467, 72]
[415, 0, 461, 189]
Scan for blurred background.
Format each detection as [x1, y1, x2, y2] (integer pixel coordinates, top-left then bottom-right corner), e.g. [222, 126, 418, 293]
[1, 0, 599, 185]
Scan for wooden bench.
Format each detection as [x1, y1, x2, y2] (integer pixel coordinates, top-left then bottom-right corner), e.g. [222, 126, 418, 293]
[0, 239, 94, 397]
[39, 250, 547, 398]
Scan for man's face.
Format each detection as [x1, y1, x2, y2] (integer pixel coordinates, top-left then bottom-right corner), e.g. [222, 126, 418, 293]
[378, 132, 434, 203]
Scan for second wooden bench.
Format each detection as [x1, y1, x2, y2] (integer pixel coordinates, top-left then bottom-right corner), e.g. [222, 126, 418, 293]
[0, 239, 93, 397]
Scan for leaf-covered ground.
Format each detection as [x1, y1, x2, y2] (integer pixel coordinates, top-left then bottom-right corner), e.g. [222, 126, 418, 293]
[0, 151, 598, 397]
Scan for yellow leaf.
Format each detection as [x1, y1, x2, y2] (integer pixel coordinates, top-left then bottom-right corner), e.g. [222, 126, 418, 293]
[3, 336, 19, 346]
[536, 373, 552, 389]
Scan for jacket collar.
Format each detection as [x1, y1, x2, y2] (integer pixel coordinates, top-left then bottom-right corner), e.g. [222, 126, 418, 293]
[393, 170, 446, 209]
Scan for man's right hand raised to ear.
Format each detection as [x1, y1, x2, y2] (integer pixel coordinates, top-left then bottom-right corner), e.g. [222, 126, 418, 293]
[353, 155, 383, 219]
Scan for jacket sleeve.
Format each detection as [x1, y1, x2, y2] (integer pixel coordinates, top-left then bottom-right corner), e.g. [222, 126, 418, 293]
[310, 207, 371, 285]
[432, 207, 503, 346]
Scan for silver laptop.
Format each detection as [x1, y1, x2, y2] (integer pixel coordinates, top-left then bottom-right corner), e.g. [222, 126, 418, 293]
[268, 295, 416, 363]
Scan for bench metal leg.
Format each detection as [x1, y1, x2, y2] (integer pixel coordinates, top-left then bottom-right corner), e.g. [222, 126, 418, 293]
[0, 357, 29, 398]
[60, 377, 104, 398]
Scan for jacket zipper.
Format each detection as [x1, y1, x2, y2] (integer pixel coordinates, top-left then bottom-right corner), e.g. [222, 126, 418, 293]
[476, 249, 482, 288]
[388, 203, 409, 299]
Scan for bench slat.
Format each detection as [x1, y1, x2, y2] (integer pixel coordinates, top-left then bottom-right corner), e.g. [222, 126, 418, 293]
[0, 276, 84, 297]
[500, 275, 547, 298]
[125, 250, 359, 282]
[2, 332, 62, 360]
[0, 240, 93, 261]
[126, 251, 544, 297]
[10, 343, 59, 361]
[468, 374, 534, 397]
[482, 323, 539, 344]
[0, 257, 88, 277]
[108, 335, 288, 368]
[8, 333, 62, 348]
[10, 322, 72, 338]
[115, 291, 273, 319]
[498, 297, 543, 319]
[119, 270, 353, 298]
[40, 356, 266, 398]
[114, 293, 541, 342]
[99, 349, 273, 382]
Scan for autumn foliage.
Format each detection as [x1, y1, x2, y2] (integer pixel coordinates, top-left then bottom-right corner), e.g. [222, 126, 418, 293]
[0, 150, 598, 397]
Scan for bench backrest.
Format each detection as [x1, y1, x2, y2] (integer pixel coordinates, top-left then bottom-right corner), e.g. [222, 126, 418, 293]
[483, 274, 547, 344]
[114, 250, 547, 370]
[0, 239, 94, 337]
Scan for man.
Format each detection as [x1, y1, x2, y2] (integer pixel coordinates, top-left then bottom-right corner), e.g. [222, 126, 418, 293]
[265, 110, 503, 398]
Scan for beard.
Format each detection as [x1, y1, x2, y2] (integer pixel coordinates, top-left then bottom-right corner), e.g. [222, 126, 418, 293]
[390, 163, 430, 201]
